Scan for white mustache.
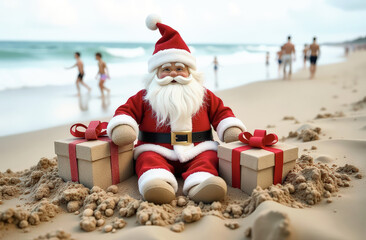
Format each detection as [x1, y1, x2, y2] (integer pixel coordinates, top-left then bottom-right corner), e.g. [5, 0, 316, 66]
[155, 74, 193, 86]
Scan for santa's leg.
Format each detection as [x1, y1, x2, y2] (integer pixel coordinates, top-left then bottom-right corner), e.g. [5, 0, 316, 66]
[136, 151, 177, 204]
[182, 150, 227, 203]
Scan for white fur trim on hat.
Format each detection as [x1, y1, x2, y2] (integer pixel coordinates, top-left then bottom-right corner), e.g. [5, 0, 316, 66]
[107, 114, 139, 138]
[138, 168, 178, 194]
[146, 14, 162, 31]
[182, 171, 214, 195]
[216, 117, 246, 142]
[148, 48, 196, 73]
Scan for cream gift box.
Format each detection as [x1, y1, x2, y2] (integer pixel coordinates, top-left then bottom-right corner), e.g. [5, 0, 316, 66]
[218, 141, 298, 195]
[55, 138, 134, 189]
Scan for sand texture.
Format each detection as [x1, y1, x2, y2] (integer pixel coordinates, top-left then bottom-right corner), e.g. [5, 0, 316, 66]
[0, 51, 366, 239]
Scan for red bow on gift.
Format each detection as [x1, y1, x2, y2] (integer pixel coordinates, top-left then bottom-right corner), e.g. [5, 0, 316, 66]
[238, 129, 278, 148]
[70, 121, 108, 140]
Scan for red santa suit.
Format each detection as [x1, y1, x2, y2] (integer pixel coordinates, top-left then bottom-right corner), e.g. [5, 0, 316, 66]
[107, 89, 246, 195]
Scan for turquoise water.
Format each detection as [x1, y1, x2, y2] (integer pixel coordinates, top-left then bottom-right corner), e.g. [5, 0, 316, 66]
[0, 41, 345, 91]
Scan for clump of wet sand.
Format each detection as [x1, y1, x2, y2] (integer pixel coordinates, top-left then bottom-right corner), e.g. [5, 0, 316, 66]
[33, 230, 74, 240]
[282, 116, 296, 121]
[315, 111, 345, 119]
[287, 127, 321, 142]
[352, 96, 366, 111]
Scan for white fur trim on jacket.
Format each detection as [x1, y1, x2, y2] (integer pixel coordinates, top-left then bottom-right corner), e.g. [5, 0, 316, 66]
[148, 48, 196, 73]
[138, 168, 178, 194]
[107, 114, 139, 138]
[182, 171, 214, 195]
[134, 141, 219, 163]
[216, 117, 246, 142]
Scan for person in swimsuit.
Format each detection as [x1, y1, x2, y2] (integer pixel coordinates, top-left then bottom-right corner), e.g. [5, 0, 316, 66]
[95, 52, 110, 97]
[277, 46, 283, 75]
[303, 44, 309, 68]
[265, 52, 270, 66]
[65, 52, 91, 96]
[282, 36, 296, 80]
[309, 37, 320, 79]
[213, 56, 219, 88]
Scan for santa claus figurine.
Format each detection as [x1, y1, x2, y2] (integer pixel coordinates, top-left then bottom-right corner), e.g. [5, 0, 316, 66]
[107, 15, 246, 204]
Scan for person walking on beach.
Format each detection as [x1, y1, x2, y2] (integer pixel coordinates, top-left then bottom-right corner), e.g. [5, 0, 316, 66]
[65, 52, 91, 96]
[213, 56, 219, 88]
[95, 52, 110, 97]
[345, 45, 349, 57]
[277, 46, 283, 75]
[282, 36, 296, 80]
[265, 52, 270, 66]
[302, 44, 309, 68]
[309, 37, 320, 79]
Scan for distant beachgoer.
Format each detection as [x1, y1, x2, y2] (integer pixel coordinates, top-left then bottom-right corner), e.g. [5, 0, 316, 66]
[65, 52, 91, 96]
[265, 52, 270, 66]
[309, 37, 320, 79]
[95, 52, 110, 97]
[277, 46, 284, 74]
[345, 45, 349, 57]
[213, 56, 219, 88]
[303, 44, 309, 68]
[282, 36, 296, 80]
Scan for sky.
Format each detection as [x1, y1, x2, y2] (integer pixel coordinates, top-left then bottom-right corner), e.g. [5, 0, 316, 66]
[0, 0, 365, 45]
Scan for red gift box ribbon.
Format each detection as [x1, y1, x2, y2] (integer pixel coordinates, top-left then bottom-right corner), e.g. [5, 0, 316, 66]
[231, 129, 283, 189]
[68, 121, 120, 185]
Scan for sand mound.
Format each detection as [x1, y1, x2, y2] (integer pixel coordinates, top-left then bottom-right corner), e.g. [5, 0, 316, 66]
[249, 211, 292, 240]
[0, 155, 361, 234]
[0, 157, 61, 201]
[221, 154, 357, 219]
[314, 155, 334, 163]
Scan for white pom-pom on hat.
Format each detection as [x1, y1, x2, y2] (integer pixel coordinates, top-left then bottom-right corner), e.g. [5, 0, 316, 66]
[146, 14, 162, 31]
[146, 14, 197, 72]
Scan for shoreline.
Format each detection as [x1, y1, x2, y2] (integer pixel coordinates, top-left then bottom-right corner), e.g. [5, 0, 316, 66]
[0, 50, 345, 138]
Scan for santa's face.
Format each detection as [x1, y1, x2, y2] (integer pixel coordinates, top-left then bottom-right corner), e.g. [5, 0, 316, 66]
[157, 62, 190, 80]
[144, 63, 205, 127]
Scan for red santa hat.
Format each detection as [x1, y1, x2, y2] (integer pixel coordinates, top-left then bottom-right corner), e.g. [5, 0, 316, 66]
[146, 14, 196, 73]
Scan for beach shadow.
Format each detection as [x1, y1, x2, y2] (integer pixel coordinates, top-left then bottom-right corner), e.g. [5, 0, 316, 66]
[102, 92, 111, 111]
[266, 66, 270, 79]
[78, 92, 90, 111]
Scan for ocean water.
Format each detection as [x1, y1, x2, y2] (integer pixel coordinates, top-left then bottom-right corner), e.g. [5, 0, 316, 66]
[0, 41, 345, 136]
[0, 41, 345, 91]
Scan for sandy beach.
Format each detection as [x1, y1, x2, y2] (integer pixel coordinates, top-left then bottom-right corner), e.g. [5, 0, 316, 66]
[0, 51, 365, 239]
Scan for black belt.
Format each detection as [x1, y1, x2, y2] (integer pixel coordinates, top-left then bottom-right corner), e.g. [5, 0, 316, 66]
[138, 130, 213, 146]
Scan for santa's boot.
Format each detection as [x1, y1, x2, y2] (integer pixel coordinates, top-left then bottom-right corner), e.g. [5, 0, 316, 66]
[141, 179, 175, 204]
[188, 176, 227, 203]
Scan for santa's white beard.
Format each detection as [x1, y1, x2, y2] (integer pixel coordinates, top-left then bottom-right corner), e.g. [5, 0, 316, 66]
[144, 71, 205, 128]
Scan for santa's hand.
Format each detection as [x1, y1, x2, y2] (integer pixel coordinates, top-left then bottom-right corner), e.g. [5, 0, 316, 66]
[111, 125, 136, 146]
[223, 127, 242, 143]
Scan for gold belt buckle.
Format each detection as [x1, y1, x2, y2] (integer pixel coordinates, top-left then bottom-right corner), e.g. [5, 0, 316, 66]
[171, 131, 192, 146]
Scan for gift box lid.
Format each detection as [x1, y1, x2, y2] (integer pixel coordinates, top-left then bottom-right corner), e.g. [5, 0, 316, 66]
[54, 138, 133, 162]
[218, 141, 298, 171]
